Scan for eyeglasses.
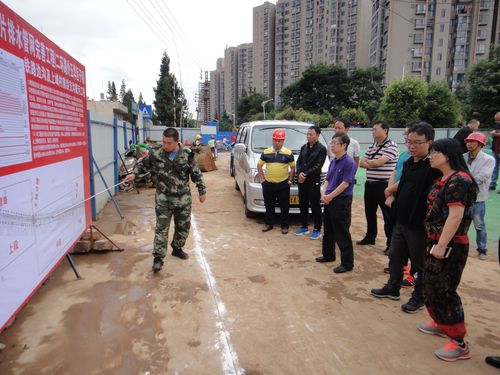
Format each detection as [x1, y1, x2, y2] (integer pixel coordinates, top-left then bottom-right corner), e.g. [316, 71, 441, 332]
[404, 140, 427, 146]
[329, 141, 342, 145]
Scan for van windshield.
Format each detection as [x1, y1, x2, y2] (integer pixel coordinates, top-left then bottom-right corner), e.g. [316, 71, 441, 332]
[251, 126, 328, 153]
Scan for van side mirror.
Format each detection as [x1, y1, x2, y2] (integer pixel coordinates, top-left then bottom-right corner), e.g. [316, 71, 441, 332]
[233, 143, 246, 153]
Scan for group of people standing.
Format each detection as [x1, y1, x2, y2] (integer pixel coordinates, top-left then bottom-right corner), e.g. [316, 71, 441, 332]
[126, 118, 498, 366]
[257, 117, 497, 364]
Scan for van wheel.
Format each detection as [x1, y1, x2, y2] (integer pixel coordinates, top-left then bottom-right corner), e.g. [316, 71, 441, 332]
[243, 188, 256, 218]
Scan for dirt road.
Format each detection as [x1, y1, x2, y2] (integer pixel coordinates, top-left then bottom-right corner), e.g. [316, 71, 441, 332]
[0, 152, 499, 374]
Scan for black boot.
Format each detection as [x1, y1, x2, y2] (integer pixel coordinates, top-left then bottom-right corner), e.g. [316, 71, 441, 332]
[172, 248, 189, 259]
[152, 257, 163, 272]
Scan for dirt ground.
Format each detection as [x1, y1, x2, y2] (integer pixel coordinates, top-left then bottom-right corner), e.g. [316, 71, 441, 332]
[0, 152, 499, 375]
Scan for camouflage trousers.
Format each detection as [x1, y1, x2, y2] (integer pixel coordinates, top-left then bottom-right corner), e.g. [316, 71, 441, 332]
[153, 197, 192, 259]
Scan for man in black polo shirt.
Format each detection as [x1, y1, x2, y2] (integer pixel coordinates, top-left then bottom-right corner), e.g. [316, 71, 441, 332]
[294, 125, 327, 240]
[371, 122, 441, 313]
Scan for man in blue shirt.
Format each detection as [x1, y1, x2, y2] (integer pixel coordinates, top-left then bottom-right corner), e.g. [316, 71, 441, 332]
[316, 133, 356, 273]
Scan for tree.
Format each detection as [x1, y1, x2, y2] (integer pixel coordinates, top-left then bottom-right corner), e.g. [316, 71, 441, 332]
[280, 64, 351, 115]
[138, 92, 145, 106]
[119, 80, 126, 102]
[338, 108, 369, 124]
[464, 45, 500, 127]
[237, 91, 269, 123]
[348, 67, 384, 120]
[106, 81, 118, 101]
[122, 89, 136, 124]
[378, 77, 427, 127]
[421, 81, 461, 128]
[154, 51, 188, 126]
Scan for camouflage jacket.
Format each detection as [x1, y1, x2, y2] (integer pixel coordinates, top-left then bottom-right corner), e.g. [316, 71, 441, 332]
[134, 144, 206, 199]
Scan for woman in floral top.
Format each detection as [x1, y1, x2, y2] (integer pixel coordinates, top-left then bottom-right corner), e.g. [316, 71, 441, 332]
[419, 138, 478, 362]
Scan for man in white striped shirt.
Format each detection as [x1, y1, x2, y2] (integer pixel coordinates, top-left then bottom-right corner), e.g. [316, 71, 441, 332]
[358, 122, 399, 252]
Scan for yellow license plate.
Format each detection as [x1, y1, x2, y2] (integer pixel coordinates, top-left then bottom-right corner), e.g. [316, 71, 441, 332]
[290, 196, 299, 205]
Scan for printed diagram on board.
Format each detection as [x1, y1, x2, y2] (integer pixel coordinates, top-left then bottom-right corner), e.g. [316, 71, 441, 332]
[0, 49, 32, 167]
[0, 157, 85, 276]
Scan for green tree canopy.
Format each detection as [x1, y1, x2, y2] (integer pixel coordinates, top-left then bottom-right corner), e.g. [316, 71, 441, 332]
[236, 91, 269, 123]
[153, 51, 188, 126]
[421, 81, 461, 128]
[378, 77, 427, 127]
[348, 67, 384, 120]
[338, 108, 369, 124]
[280, 64, 350, 114]
[464, 45, 500, 127]
[121, 89, 136, 124]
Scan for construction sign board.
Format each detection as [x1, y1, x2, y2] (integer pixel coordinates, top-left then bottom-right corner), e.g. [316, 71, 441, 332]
[0, 3, 90, 332]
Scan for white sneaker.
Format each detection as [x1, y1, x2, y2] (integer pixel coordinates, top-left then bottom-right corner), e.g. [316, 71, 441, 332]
[479, 253, 488, 260]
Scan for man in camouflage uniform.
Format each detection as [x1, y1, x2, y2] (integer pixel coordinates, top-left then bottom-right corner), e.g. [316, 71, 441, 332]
[125, 128, 206, 272]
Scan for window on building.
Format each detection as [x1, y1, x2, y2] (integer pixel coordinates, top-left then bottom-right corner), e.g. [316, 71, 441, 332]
[438, 38, 443, 46]
[439, 24, 445, 32]
[416, 4, 425, 14]
[413, 48, 423, 57]
[436, 67, 441, 75]
[415, 18, 425, 29]
[441, 9, 446, 17]
[411, 62, 422, 71]
[479, 15, 488, 24]
[477, 29, 487, 39]
[438, 52, 442, 61]
[476, 44, 486, 54]
[480, 0, 490, 10]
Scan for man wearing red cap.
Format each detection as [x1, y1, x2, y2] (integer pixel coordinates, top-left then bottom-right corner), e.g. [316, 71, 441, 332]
[464, 132, 495, 260]
[258, 128, 296, 234]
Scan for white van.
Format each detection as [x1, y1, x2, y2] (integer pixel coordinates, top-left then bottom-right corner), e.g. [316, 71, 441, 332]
[231, 120, 330, 218]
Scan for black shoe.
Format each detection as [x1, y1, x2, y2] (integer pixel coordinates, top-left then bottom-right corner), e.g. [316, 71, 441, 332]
[172, 248, 189, 259]
[357, 237, 375, 245]
[316, 256, 335, 263]
[401, 298, 424, 314]
[333, 265, 352, 274]
[371, 285, 400, 300]
[262, 225, 273, 232]
[486, 356, 500, 369]
[281, 227, 289, 235]
[152, 257, 163, 272]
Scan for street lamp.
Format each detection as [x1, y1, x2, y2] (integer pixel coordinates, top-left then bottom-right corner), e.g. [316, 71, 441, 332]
[262, 99, 274, 120]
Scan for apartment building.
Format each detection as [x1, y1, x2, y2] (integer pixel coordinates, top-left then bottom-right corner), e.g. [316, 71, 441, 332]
[237, 43, 254, 98]
[370, 0, 499, 88]
[253, 2, 276, 100]
[209, 58, 225, 121]
[224, 47, 238, 118]
[274, 0, 371, 104]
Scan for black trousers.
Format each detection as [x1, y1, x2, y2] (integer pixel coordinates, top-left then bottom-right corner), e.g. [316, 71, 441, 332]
[298, 180, 322, 230]
[363, 180, 392, 246]
[423, 242, 468, 340]
[262, 180, 290, 228]
[387, 223, 426, 302]
[322, 196, 353, 268]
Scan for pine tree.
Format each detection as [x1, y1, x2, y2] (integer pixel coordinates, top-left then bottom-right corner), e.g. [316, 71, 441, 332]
[153, 51, 188, 126]
[138, 92, 145, 105]
[110, 81, 118, 101]
[119, 80, 126, 102]
[122, 89, 137, 124]
[106, 81, 112, 100]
